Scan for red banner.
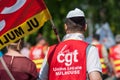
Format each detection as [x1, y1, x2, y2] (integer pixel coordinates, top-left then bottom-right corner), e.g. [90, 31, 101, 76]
[0, 0, 51, 49]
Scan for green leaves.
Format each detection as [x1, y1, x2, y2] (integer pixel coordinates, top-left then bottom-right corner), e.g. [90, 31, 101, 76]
[26, 0, 120, 45]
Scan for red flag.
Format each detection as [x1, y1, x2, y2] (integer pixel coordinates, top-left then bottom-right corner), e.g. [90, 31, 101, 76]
[0, 0, 51, 49]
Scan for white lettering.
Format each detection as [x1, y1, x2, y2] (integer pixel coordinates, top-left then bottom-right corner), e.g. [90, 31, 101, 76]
[57, 53, 65, 63]
[55, 70, 80, 76]
[57, 45, 79, 66]
[53, 67, 66, 71]
[53, 66, 82, 76]
[65, 53, 72, 66]
[73, 50, 79, 62]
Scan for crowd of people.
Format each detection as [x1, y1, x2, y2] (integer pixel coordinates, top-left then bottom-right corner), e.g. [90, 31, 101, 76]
[0, 8, 120, 80]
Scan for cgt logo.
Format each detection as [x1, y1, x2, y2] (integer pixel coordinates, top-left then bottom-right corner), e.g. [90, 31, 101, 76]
[0, 0, 27, 31]
[57, 45, 79, 66]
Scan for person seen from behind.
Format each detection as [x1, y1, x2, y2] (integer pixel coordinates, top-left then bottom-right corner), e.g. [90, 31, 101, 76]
[0, 40, 38, 80]
[21, 42, 31, 58]
[109, 34, 120, 80]
[29, 37, 48, 73]
[39, 8, 102, 80]
[92, 34, 109, 79]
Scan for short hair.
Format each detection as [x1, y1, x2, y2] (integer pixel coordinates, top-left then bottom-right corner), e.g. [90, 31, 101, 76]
[7, 39, 23, 52]
[93, 34, 100, 41]
[36, 37, 45, 44]
[65, 17, 86, 32]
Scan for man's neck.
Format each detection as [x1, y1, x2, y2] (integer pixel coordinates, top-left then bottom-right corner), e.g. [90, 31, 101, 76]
[63, 33, 84, 41]
[66, 31, 83, 34]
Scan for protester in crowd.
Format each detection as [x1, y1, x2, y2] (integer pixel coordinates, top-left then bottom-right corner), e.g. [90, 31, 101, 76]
[92, 34, 110, 79]
[95, 8, 115, 49]
[21, 42, 31, 58]
[39, 8, 102, 80]
[0, 40, 38, 80]
[109, 34, 120, 80]
[29, 37, 48, 73]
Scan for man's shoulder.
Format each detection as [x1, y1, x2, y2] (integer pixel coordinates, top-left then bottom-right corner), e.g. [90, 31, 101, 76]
[89, 45, 98, 50]
[87, 45, 98, 53]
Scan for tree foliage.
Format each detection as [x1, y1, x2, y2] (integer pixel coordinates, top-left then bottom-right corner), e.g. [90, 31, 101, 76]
[27, 0, 120, 45]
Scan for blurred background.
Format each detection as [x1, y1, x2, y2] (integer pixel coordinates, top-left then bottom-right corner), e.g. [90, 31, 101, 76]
[24, 0, 120, 46]
[1, 1, 120, 80]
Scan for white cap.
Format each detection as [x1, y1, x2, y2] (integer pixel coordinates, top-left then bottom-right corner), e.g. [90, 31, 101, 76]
[66, 8, 85, 18]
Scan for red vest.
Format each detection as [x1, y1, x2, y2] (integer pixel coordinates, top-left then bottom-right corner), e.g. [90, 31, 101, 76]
[109, 44, 120, 74]
[47, 40, 88, 80]
[29, 46, 45, 72]
[95, 44, 108, 74]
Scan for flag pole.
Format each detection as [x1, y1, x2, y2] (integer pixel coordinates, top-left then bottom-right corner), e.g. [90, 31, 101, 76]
[50, 19, 61, 42]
